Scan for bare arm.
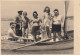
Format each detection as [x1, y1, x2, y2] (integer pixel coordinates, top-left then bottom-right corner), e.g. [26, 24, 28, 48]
[8, 31, 21, 38]
[61, 16, 65, 28]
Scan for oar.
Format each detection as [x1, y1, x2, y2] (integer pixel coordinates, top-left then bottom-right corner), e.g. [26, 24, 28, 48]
[12, 38, 53, 51]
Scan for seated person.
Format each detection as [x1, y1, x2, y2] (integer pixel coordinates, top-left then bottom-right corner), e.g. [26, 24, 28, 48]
[8, 22, 23, 41]
[52, 9, 64, 41]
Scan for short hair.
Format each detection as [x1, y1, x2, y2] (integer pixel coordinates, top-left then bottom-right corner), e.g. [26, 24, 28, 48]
[33, 11, 38, 16]
[54, 9, 59, 12]
[18, 10, 23, 13]
[44, 6, 50, 12]
[23, 11, 27, 15]
[10, 22, 15, 26]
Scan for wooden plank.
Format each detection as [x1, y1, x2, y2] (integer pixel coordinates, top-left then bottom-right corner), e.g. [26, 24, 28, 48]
[13, 38, 52, 50]
[17, 40, 73, 51]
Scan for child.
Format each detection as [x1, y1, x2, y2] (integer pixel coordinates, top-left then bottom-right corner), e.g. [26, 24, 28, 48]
[52, 9, 64, 41]
[22, 11, 30, 38]
[31, 11, 42, 42]
[42, 6, 52, 39]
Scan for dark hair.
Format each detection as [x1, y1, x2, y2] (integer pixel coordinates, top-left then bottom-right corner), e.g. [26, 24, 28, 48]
[18, 11, 23, 14]
[33, 11, 38, 16]
[16, 24, 20, 29]
[44, 6, 50, 13]
[10, 22, 14, 26]
[54, 9, 59, 12]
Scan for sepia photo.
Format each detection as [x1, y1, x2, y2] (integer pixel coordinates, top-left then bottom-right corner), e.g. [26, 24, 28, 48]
[1, 0, 74, 54]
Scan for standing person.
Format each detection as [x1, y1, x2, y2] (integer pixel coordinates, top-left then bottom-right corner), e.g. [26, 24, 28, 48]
[42, 6, 52, 39]
[15, 10, 23, 36]
[22, 11, 30, 38]
[52, 9, 64, 41]
[31, 11, 42, 42]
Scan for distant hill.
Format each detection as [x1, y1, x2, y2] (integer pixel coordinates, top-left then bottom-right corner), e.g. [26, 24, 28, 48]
[1, 18, 14, 21]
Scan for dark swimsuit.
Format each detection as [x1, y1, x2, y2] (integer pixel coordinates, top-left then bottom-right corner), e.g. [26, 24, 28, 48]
[23, 17, 30, 29]
[52, 24, 61, 32]
[31, 19, 40, 35]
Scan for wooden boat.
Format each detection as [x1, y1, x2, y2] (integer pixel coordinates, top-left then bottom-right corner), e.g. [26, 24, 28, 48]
[1, 38, 73, 51]
[1, 29, 74, 51]
[1, 30, 73, 54]
[1, 1, 74, 54]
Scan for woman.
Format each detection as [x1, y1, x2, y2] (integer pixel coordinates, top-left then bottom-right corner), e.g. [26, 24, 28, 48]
[22, 11, 30, 38]
[31, 11, 42, 41]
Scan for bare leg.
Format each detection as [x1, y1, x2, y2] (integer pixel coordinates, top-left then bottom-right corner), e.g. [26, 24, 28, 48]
[42, 26, 47, 40]
[47, 30, 51, 38]
[22, 28, 25, 37]
[46, 26, 51, 39]
[25, 28, 28, 38]
[57, 31, 63, 41]
[32, 33, 37, 42]
[53, 32, 56, 42]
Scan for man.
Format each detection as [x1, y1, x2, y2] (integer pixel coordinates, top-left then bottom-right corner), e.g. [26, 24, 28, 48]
[15, 10, 23, 36]
[8, 22, 23, 41]
[52, 9, 64, 41]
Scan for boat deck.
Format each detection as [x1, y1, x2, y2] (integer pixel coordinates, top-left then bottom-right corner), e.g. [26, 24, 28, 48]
[1, 39, 73, 54]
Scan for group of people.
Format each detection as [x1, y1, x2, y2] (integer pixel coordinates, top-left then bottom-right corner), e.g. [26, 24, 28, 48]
[8, 6, 65, 42]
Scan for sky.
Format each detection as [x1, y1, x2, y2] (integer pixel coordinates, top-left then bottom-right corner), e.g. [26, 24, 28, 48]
[1, 1, 73, 19]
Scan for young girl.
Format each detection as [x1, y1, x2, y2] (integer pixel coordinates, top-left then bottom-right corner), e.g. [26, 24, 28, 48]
[42, 6, 52, 39]
[31, 11, 42, 42]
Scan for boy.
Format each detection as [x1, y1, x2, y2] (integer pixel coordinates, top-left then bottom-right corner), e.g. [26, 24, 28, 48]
[52, 9, 64, 41]
[22, 11, 30, 38]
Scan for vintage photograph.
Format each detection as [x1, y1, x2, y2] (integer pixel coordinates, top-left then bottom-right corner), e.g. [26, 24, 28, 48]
[1, 0, 74, 54]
